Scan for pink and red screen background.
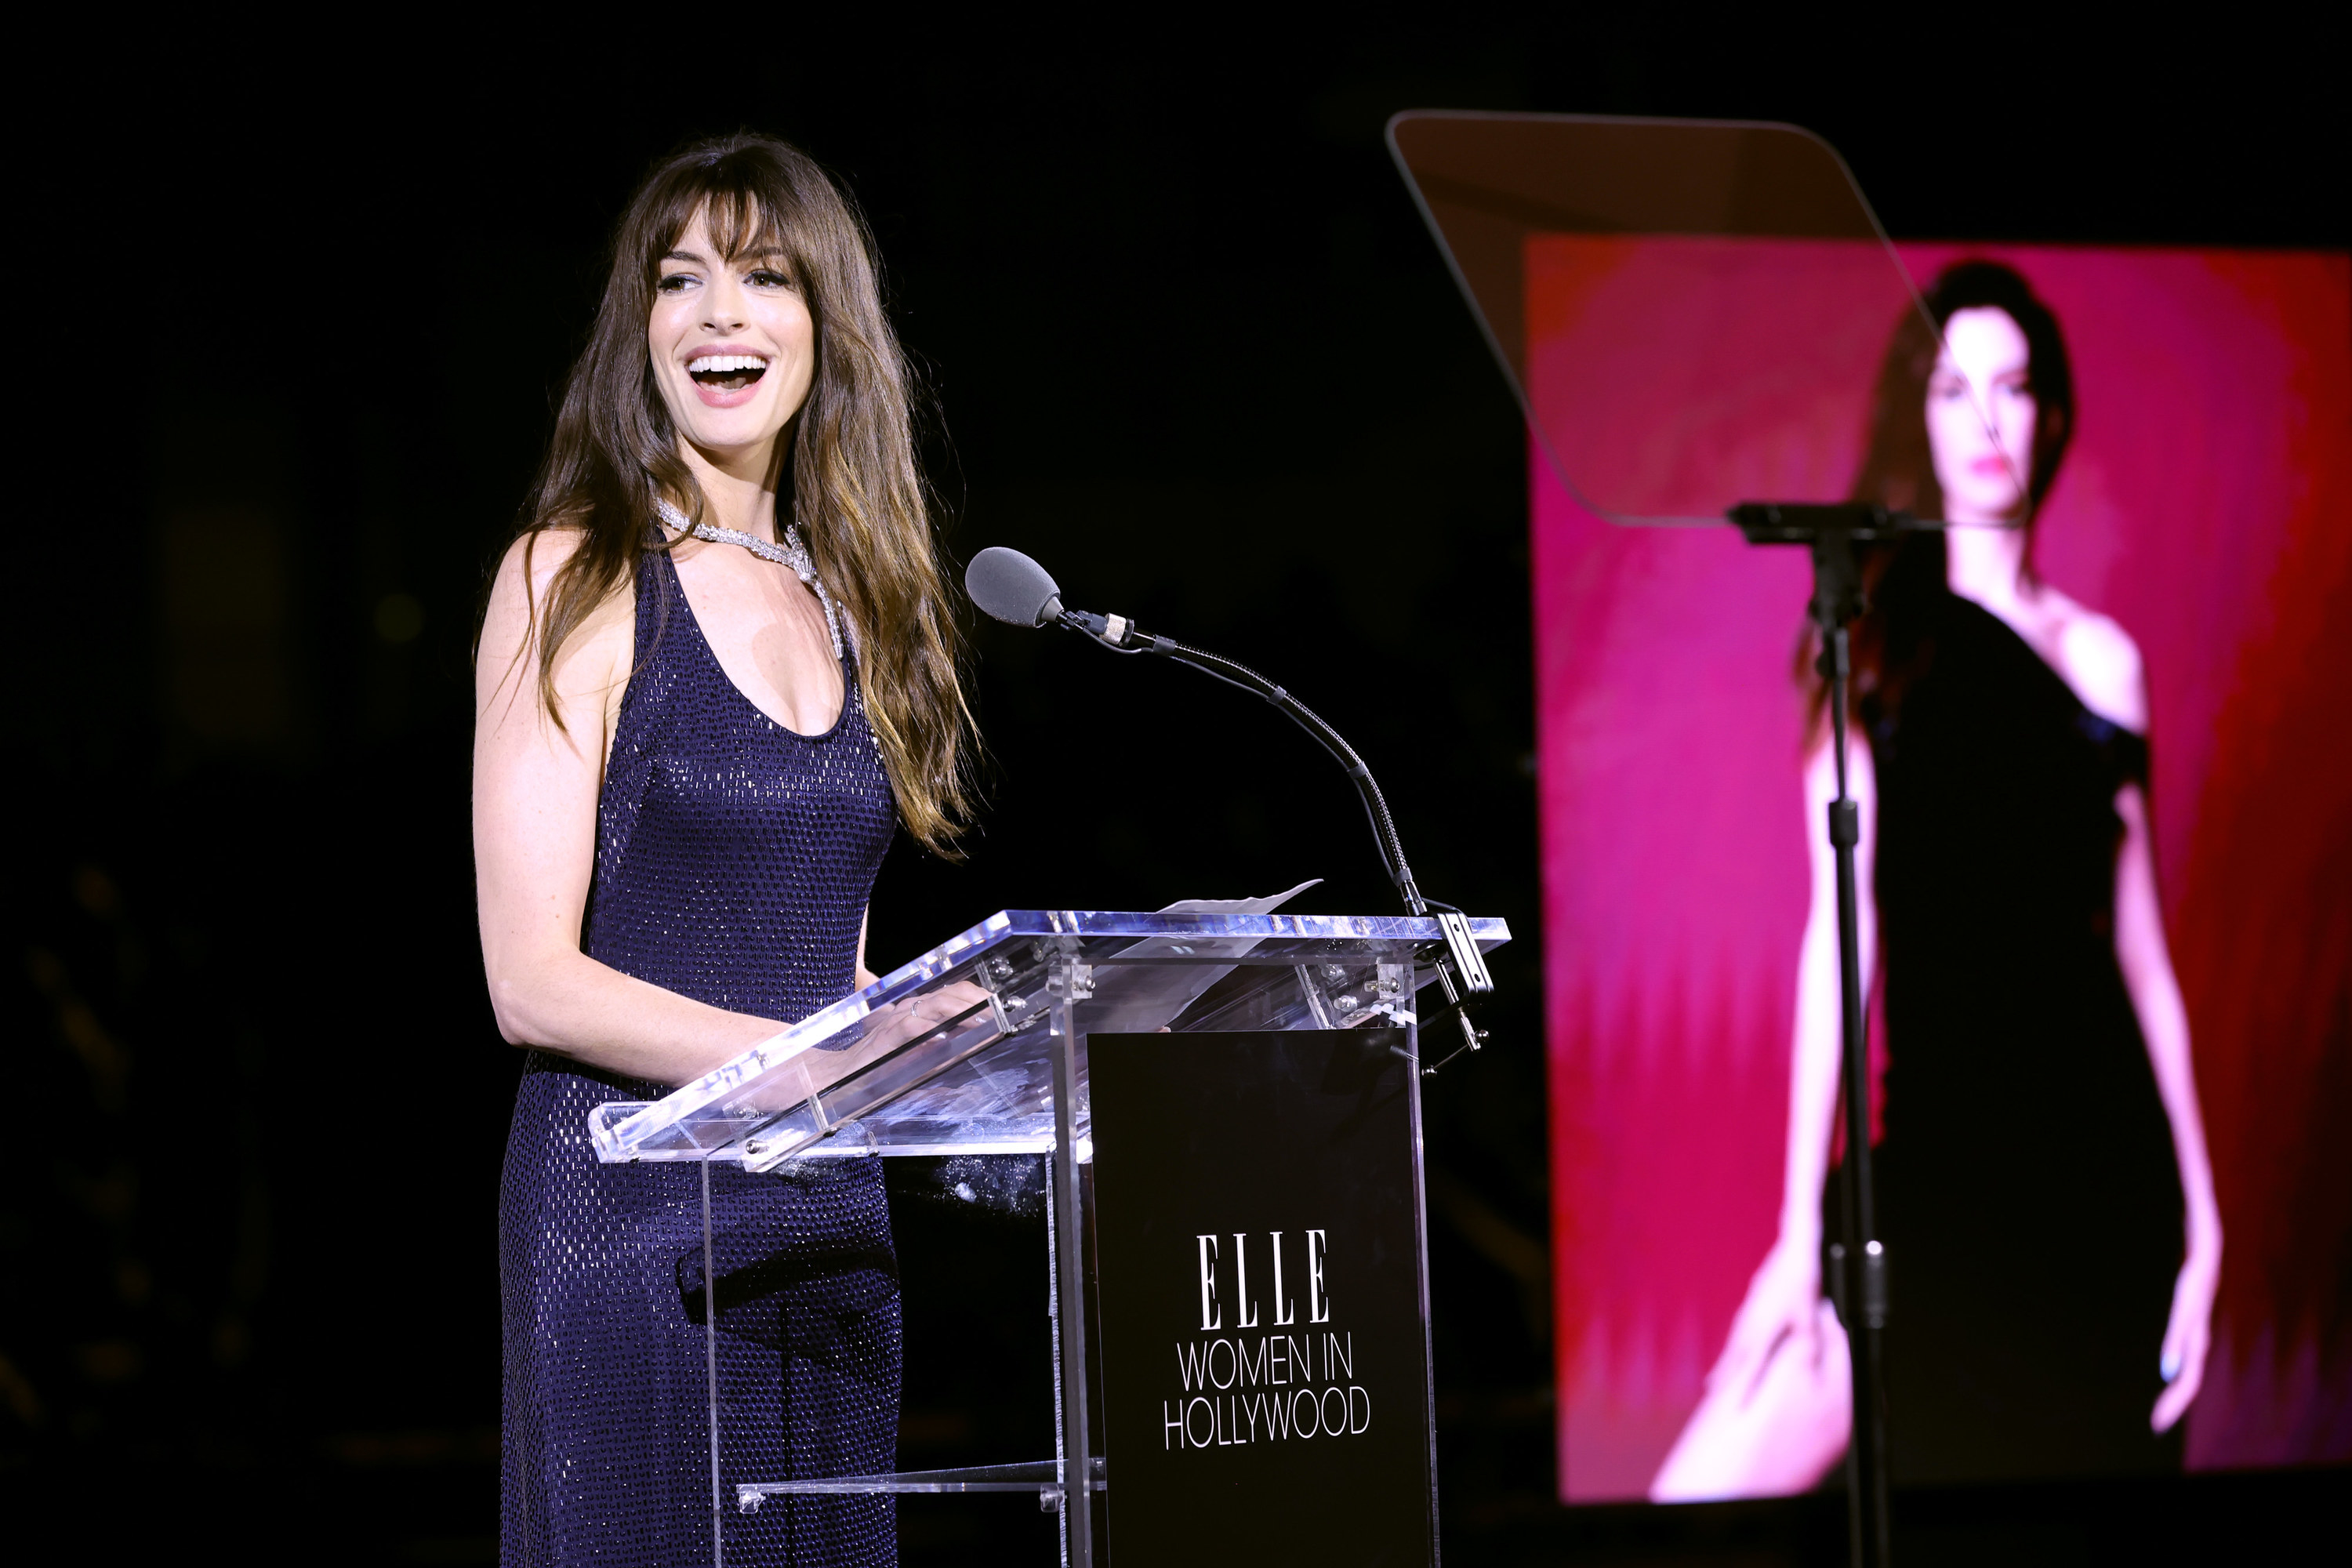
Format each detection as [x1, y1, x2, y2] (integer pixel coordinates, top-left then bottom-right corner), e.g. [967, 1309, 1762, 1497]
[1530, 241, 2352, 1499]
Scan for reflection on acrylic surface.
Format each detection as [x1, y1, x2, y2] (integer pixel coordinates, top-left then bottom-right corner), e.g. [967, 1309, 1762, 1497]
[1534, 243, 2352, 1500]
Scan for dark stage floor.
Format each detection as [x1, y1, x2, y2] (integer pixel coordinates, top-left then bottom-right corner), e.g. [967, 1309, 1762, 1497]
[5, 1443, 2342, 1565]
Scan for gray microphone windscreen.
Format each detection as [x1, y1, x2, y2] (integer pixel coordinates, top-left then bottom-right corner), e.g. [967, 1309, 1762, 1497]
[965, 546, 1062, 627]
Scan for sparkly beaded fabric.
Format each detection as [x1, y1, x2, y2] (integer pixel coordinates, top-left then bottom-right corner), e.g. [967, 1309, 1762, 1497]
[499, 546, 901, 1567]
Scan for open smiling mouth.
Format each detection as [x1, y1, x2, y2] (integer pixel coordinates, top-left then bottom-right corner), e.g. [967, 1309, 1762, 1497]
[688, 354, 769, 392]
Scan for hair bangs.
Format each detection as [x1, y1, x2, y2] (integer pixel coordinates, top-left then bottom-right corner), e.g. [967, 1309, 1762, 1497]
[643, 166, 806, 285]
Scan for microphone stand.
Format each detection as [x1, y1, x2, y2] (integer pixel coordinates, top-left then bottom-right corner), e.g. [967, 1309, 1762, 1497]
[1054, 607, 1495, 1073]
[1730, 501, 1908, 1568]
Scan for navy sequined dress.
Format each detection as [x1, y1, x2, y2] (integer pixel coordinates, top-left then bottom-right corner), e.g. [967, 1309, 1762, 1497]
[499, 546, 901, 1566]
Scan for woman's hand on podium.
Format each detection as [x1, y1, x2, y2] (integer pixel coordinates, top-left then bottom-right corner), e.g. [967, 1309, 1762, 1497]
[855, 980, 996, 1057]
[729, 981, 1001, 1114]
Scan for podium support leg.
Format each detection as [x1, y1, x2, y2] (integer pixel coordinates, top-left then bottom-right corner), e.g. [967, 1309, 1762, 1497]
[701, 1157, 724, 1568]
[1048, 955, 1097, 1568]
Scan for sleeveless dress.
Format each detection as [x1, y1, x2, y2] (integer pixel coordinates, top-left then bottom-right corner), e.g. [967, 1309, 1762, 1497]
[499, 546, 902, 1566]
[1854, 587, 2184, 1483]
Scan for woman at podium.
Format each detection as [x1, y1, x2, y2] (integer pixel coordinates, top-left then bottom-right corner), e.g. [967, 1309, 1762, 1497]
[1665, 260, 2223, 1492]
[472, 134, 973, 1565]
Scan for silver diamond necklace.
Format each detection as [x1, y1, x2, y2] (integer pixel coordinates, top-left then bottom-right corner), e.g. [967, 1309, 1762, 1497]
[653, 498, 847, 662]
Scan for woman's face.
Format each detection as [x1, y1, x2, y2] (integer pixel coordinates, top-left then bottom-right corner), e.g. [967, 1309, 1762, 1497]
[1926, 306, 2035, 522]
[648, 207, 817, 469]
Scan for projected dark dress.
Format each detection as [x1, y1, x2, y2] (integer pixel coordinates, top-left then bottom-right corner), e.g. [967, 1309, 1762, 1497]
[1856, 587, 2183, 1483]
[499, 547, 901, 1566]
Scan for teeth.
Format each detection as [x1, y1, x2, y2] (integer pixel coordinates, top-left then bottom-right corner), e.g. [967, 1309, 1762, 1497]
[688, 354, 769, 374]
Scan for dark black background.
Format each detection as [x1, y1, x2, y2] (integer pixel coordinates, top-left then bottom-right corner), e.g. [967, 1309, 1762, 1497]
[7, 17, 2345, 1565]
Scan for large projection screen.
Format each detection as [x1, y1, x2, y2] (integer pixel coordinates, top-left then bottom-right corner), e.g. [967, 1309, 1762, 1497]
[1533, 242, 2352, 1499]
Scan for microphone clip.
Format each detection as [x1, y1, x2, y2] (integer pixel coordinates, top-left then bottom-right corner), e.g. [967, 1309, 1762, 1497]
[1060, 607, 1171, 655]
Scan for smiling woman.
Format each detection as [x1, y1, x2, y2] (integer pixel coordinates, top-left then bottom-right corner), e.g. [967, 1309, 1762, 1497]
[473, 134, 978, 1568]
[507, 139, 969, 847]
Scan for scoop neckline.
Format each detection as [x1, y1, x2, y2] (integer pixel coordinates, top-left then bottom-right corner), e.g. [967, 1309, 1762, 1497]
[657, 549, 851, 741]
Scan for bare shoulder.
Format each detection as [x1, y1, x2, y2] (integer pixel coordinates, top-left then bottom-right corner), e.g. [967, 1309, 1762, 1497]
[487, 527, 591, 616]
[2045, 590, 2147, 732]
[477, 529, 636, 722]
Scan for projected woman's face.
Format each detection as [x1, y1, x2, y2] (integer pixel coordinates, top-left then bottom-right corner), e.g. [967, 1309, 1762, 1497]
[648, 206, 817, 466]
[1926, 307, 2035, 523]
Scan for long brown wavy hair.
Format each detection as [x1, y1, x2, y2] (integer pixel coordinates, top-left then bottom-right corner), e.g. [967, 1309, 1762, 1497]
[510, 132, 971, 851]
[1806, 260, 2078, 735]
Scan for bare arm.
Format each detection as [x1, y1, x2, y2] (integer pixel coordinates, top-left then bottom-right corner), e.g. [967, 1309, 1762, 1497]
[2058, 610, 2220, 1429]
[1710, 731, 1879, 1387]
[2114, 779, 2223, 1430]
[472, 533, 788, 1085]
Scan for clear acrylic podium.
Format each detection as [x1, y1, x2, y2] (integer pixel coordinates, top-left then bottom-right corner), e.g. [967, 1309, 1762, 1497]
[590, 906, 1508, 1567]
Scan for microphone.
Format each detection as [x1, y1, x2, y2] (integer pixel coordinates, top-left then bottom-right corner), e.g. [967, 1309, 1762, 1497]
[967, 546, 1157, 650]
[965, 546, 1065, 629]
[960, 546, 1494, 1071]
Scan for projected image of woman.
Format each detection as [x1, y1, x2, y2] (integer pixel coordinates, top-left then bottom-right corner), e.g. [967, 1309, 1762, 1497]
[474, 136, 977, 1565]
[1660, 260, 2223, 1491]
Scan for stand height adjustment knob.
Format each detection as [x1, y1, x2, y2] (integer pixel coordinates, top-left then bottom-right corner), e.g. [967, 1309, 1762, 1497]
[1861, 1240, 1889, 1329]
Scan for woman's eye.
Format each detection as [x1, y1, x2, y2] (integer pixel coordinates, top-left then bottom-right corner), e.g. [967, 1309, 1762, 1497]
[747, 268, 792, 289]
[656, 272, 695, 293]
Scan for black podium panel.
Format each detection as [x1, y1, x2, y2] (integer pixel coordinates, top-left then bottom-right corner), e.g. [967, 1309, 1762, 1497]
[1089, 1029, 1436, 1568]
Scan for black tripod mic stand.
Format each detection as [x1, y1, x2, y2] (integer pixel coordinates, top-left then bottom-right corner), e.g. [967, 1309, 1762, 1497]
[1730, 501, 1914, 1568]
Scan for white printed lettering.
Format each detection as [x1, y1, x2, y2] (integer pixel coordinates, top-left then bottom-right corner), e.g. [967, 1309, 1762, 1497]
[1196, 1235, 1221, 1330]
[1307, 1229, 1330, 1323]
[1270, 1231, 1296, 1326]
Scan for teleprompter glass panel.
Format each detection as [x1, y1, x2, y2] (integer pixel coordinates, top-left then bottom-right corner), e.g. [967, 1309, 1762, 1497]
[1387, 113, 2024, 526]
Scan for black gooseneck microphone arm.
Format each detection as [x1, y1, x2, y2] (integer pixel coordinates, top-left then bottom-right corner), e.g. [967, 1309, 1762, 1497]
[1057, 605, 1494, 1072]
